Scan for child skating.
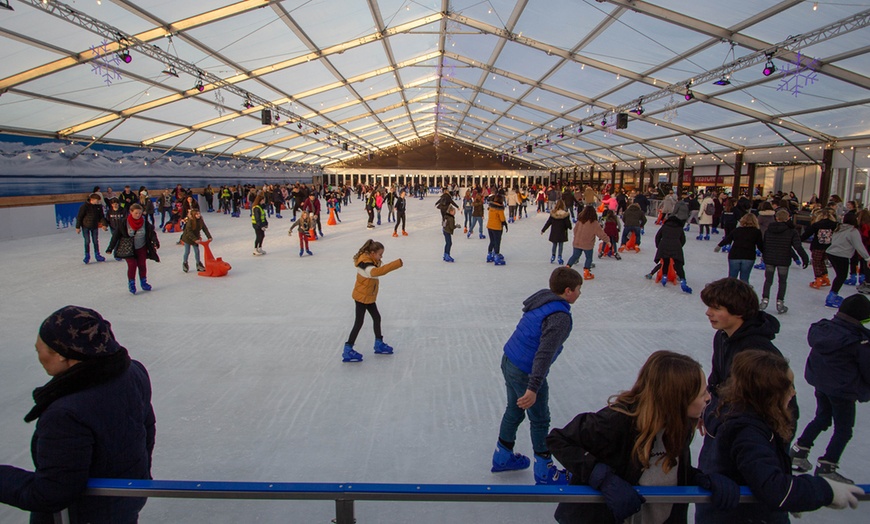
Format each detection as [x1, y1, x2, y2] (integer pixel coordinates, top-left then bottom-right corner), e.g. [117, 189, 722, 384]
[442, 206, 460, 262]
[288, 210, 315, 257]
[541, 200, 571, 264]
[342, 240, 403, 362]
[491, 267, 583, 485]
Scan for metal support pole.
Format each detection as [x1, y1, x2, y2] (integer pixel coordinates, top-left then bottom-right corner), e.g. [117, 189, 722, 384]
[335, 499, 355, 524]
[732, 152, 743, 197]
[819, 148, 834, 204]
[676, 157, 686, 198]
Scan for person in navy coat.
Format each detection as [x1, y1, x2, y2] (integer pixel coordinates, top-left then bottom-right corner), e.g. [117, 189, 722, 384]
[0, 306, 155, 524]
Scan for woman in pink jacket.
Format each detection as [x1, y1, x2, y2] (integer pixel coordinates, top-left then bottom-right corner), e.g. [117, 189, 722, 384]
[566, 205, 610, 280]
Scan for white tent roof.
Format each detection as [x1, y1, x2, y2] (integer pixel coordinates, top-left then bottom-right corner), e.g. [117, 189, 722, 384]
[1, 0, 868, 170]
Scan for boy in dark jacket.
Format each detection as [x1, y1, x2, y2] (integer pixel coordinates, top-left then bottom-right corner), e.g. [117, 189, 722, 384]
[760, 208, 810, 313]
[74, 193, 108, 264]
[491, 267, 582, 485]
[790, 294, 870, 484]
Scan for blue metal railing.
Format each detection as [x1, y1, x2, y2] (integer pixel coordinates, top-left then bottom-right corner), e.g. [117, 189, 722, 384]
[50, 479, 869, 524]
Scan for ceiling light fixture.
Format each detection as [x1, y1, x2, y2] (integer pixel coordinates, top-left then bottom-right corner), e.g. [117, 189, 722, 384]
[632, 99, 644, 115]
[713, 75, 731, 86]
[601, 118, 607, 126]
[577, 125, 583, 133]
[762, 58, 776, 76]
[162, 65, 179, 78]
[118, 46, 132, 64]
[684, 84, 694, 101]
[194, 80, 204, 92]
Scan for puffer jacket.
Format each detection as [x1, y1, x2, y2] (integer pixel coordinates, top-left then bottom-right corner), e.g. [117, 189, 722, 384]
[654, 216, 686, 263]
[805, 313, 870, 402]
[351, 252, 403, 304]
[621, 206, 646, 228]
[571, 219, 608, 250]
[541, 209, 572, 243]
[762, 221, 808, 267]
[486, 201, 506, 230]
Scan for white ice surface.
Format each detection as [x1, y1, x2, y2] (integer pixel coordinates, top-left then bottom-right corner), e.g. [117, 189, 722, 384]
[1, 196, 866, 523]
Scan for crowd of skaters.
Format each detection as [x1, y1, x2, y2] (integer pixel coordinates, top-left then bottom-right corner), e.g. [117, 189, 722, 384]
[16, 177, 869, 522]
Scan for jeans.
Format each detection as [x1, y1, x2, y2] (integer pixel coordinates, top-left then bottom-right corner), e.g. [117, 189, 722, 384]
[550, 242, 564, 257]
[797, 390, 856, 463]
[183, 243, 201, 265]
[463, 209, 472, 229]
[81, 227, 100, 254]
[762, 264, 790, 301]
[728, 259, 754, 283]
[443, 232, 452, 255]
[566, 247, 593, 269]
[498, 355, 550, 454]
[488, 228, 503, 254]
[621, 226, 641, 246]
[469, 216, 483, 234]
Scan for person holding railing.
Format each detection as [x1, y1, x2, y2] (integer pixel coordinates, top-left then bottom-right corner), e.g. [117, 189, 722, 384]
[548, 351, 739, 524]
[0, 306, 155, 524]
[694, 350, 863, 523]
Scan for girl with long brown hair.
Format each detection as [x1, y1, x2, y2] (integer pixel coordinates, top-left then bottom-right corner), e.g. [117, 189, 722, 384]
[695, 350, 862, 523]
[548, 351, 738, 524]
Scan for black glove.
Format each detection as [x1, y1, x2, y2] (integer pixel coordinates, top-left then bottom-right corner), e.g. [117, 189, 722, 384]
[588, 463, 645, 522]
[696, 472, 740, 511]
[502, 222, 508, 232]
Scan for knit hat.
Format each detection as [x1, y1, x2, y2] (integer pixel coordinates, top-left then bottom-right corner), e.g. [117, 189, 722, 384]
[38, 306, 122, 360]
[839, 294, 870, 323]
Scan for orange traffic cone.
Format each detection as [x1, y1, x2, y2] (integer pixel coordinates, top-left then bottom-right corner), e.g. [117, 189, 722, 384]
[196, 239, 232, 277]
[327, 208, 337, 226]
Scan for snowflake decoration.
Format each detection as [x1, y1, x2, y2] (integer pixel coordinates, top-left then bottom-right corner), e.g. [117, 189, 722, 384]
[89, 40, 123, 86]
[663, 94, 678, 123]
[213, 89, 226, 117]
[777, 51, 819, 97]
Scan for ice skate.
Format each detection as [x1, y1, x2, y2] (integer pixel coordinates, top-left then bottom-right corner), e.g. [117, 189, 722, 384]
[583, 268, 595, 280]
[94, 253, 106, 262]
[128, 280, 136, 295]
[183, 262, 189, 273]
[534, 454, 570, 485]
[374, 339, 394, 354]
[825, 291, 843, 309]
[196, 262, 205, 272]
[550, 255, 556, 264]
[402, 231, 408, 236]
[557, 257, 564, 265]
[306, 249, 313, 256]
[479, 233, 485, 239]
[139, 278, 151, 291]
[486, 252, 494, 263]
[844, 275, 857, 286]
[493, 254, 506, 266]
[810, 277, 824, 289]
[775, 300, 788, 314]
[83, 253, 90, 264]
[443, 254, 455, 263]
[815, 460, 853, 485]
[790, 444, 812, 473]
[342, 343, 363, 362]
[680, 279, 692, 294]
[759, 298, 769, 310]
[704, 234, 710, 241]
[614, 253, 622, 261]
[299, 249, 304, 257]
[393, 231, 398, 237]
[661, 277, 668, 287]
[491, 442, 530, 473]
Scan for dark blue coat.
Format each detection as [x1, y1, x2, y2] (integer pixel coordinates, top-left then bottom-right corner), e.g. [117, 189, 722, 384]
[0, 361, 155, 524]
[695, 408, 832, 523]
[806, 314, 870, 402]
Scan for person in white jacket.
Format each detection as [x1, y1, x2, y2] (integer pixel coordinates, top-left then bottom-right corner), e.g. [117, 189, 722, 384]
[698, 192, 716, 240]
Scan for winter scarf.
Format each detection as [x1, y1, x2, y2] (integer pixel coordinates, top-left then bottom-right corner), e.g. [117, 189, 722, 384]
[25, 348, 131, 422]
[127, 213, 145, 231]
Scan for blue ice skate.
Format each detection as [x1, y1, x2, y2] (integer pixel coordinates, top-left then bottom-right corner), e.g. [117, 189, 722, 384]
[534, 455, 570, 485]
[479, 233, 486, 239]
[493, 254, 506, 266]
[83, 253, 90, 264]
[558, 256, 564, 265]
[550, 255, 556, 264]
[443, 254, 455, 263]
[94, 253, 106, 262]
[825, 291, 844, 309]
[680, 279, 692, 294]
[704, 234, 710, 241]
[712, 228, 719, 234]
[306, 249, 313, 256]
[128, 280, 136, 295]
[754, 261, 766, 270]
[696, 234, 704, 240]
[374, 338, 394, 354]
[491, 442, 530, 473]
[486, 252, 494, 263]
[342, 343, 363, 362]
[844, 275, 858, 286]
[139, 278, 152, 291]
[661, 277, 668, 287]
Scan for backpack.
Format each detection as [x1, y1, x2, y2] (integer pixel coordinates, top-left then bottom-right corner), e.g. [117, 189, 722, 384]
[704, 202, 715, 216]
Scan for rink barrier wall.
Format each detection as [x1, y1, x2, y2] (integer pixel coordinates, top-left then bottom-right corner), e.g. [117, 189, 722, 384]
[51, 478, 870, 524]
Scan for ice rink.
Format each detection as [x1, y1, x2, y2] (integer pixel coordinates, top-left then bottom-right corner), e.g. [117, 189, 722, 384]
[1, 195, 866, 523]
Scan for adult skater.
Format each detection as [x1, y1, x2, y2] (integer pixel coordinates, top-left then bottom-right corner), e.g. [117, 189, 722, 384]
[74, 193, 108, 264]
[0, 306, 155, 524]
[106, 203, 160, 295]
[491, 267, 583, 485]
[251, 193, 269, 256]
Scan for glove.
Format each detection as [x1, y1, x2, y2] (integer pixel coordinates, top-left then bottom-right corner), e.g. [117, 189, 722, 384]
[696, 472, 740, 511]
[503, 222, 508, 232]
[588, 463, 645, 522]
[714, 246, 721, 253]
[802, 262, 808, 269]
[824, 478, 863, 509]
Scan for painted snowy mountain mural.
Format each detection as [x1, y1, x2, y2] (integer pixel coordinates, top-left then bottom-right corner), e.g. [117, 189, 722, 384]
[0, 135, 320, 197]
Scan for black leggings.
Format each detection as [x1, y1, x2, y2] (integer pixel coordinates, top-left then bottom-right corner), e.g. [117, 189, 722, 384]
[253, 225, 265, 249]
[828, 254, 850, 293]
[394, 212, 406, 232]
[762, 264, 790, 301]
[346, 301, 381, 345]
[651, 258, 686, 280]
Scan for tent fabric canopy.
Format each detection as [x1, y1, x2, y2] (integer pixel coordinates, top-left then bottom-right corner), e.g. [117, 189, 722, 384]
[0, 0, 868, 172]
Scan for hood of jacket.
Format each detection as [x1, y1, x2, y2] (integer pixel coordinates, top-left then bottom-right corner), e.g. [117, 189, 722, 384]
[807, 314, 869, 358]
[729, 310, 781, 347]
[550, 209, 569, 220]
[758, 209, 776, 216]
[522, 289, 566, 313]
[766, 221, 790, 234]
[663, 215, 683, 228]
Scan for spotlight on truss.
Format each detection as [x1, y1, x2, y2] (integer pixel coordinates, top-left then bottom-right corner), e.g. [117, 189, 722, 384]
[119, 49, 132, 64]
[162, 65, 179, 78]
[713, 75, 731, 86]
[194, 80, 204, 92]
[762, 59, 776, 77]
